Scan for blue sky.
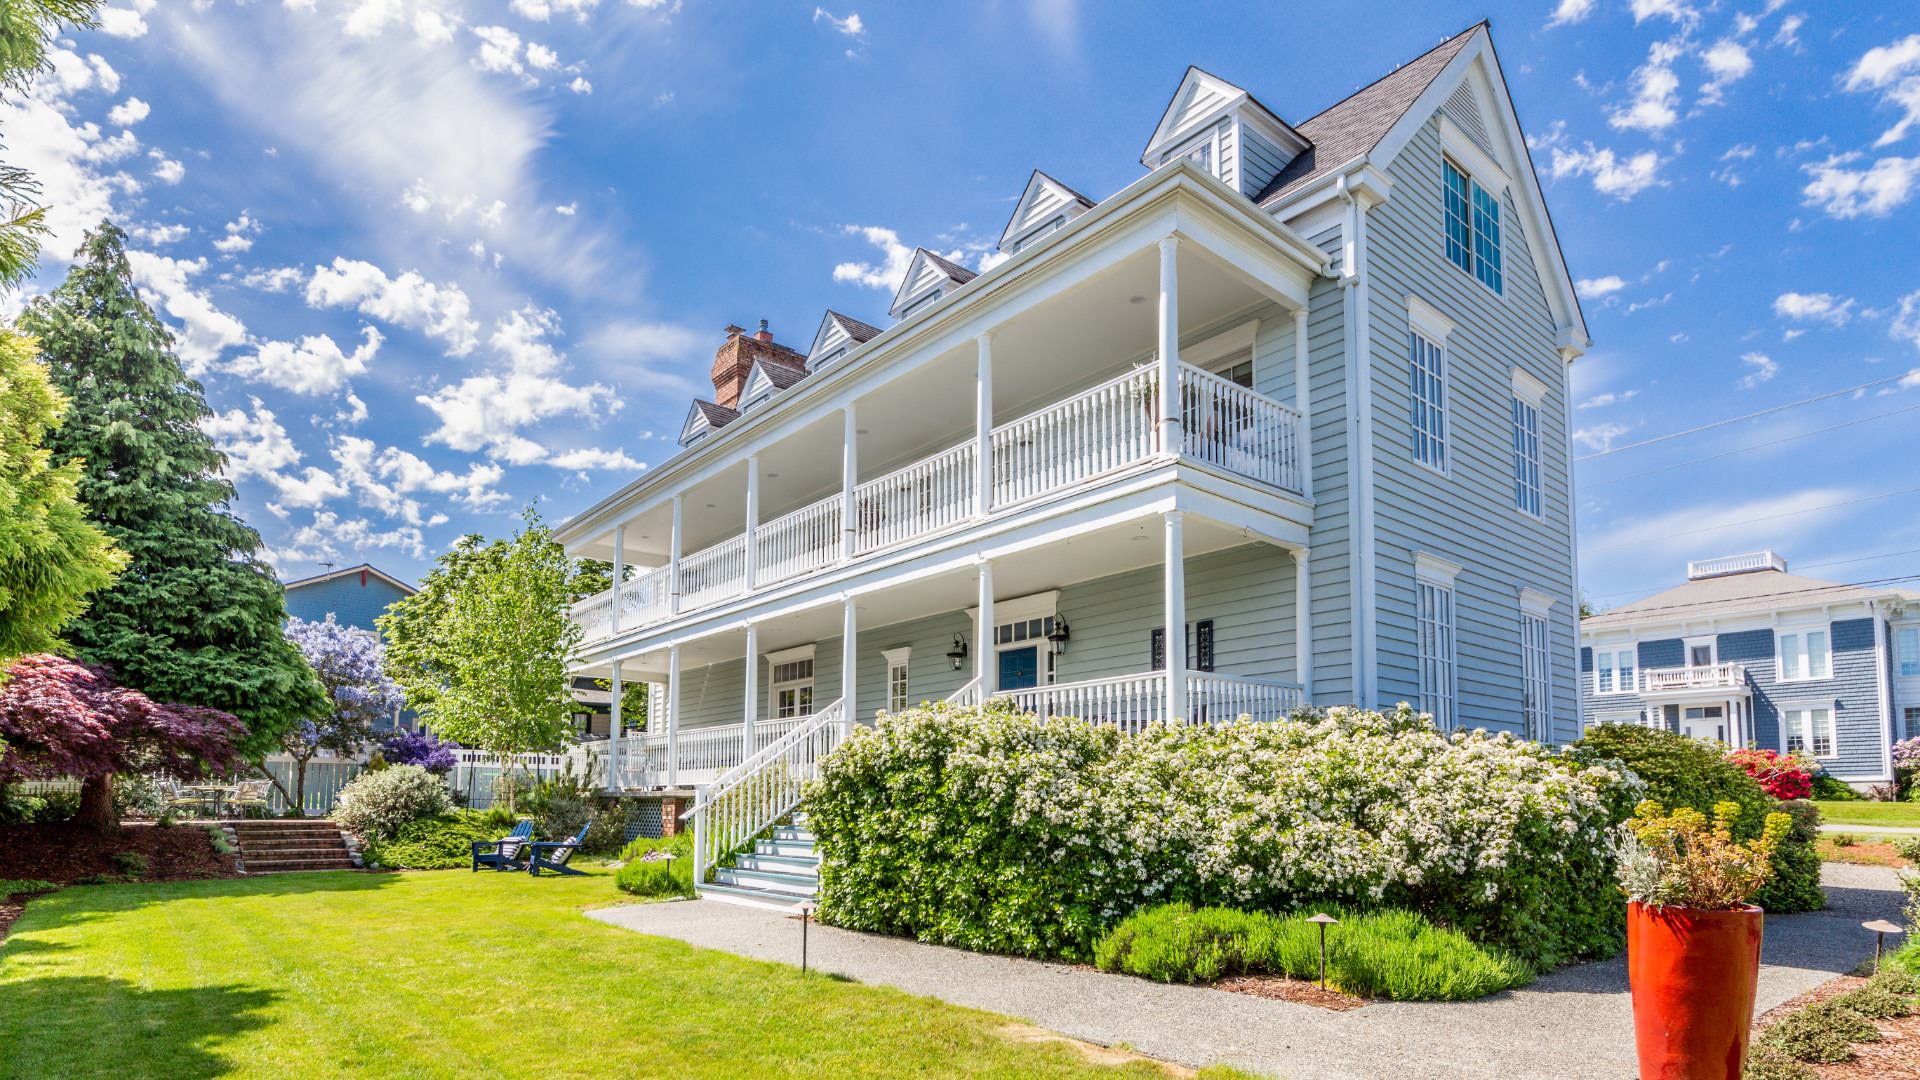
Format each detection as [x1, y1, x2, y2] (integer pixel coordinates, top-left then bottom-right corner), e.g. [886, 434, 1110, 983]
[6, 0, 1919, 607]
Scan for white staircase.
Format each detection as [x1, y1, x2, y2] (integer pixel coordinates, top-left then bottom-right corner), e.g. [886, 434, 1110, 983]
[697, 821, 820, 912]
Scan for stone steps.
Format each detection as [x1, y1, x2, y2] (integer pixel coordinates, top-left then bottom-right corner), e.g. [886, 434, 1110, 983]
[700, 823, 818, 912]
[227, 819, 360, 874]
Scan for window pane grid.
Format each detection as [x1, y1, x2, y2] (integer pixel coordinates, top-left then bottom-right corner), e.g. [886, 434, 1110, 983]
[1409, 332, 1447, 470]
[888, 662, 909, 714]
[1418, 581, 1456, 731]
[1443, 160, 1503, 295]
[1511, 395, 1541, 516]
[1899, 629, 1920, 677]
[1471, 183, 1503, 293]
[1443, 162, 1472, 273]
[1521, 612, 1551, 741]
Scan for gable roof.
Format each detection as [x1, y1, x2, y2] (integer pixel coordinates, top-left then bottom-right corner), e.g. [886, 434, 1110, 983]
[806, 309, 885, 368]
[1584, 570, 1920, 631]
[888, 247, 978, 319]
[922, 249, 977, 284]
[283, 563, 416, 595]
[998, 170, 1097, 253]
[1142, 66, 1307, 166]
[681, 399, 740, 444]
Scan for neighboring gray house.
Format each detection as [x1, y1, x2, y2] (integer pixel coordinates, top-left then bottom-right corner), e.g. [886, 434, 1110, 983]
[1582, 551, 1920, 788]
[283, 563, 418, 732]
[558, 23, 1589, 901]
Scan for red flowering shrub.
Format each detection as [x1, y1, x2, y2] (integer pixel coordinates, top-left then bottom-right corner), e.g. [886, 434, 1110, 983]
[1725, 748, 1814, 801]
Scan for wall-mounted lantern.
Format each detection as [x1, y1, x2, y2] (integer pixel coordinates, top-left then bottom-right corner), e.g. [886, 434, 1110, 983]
[1047, 618, 1071, 656]
[947, 634, 969, 670]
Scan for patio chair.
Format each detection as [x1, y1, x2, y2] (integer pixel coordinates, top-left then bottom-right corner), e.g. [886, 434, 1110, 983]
[526, 822, 591, 877]
[161, 779, 217, 818]
[470, 820, 535, 872]
[225, 779, 272, 818]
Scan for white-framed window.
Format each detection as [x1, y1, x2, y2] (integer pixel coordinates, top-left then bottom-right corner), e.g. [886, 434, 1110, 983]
[882, 647, 912, 715]
[1778, 629, 1831, 681]
[1409, 331, 1447, 471]
[1443, 159, 1503, 294]
[1510, 394, 1541, 517]
[1897, 627, 1920, 677]
[1685, 636, 1716, 668]
[1904, 705, 1920, 741]
[1415, 553, 1460, 731]
[1593, 647, 1636, 694]
[1782, 706, 1835, 758]
[768, 647, 816, 719]
[1521, 611, 1551, 742]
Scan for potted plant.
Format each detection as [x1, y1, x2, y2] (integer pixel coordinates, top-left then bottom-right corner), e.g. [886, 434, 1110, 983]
[1617, 799, 1791, 1079]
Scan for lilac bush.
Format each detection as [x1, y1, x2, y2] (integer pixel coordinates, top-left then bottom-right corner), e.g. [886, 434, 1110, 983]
[380, 729, 456, 775]
[278, 616, 407, 810]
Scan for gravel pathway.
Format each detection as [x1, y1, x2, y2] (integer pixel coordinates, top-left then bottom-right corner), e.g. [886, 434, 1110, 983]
[588, 864, 1906, 1080]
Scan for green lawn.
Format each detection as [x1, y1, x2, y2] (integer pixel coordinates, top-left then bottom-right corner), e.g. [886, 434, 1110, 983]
[0, 870, 1190, 1079]
[1815, 800, 1920, 828]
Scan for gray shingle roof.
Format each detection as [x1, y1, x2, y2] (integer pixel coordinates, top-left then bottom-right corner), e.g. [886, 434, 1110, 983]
[758, 361, 807, 390]
[1583, 569, 1920, 629]
[691, 400, 740, 427]
[1255, 25, 1480, 206]
[827, 310, 883, 344]
[923, 249, 978, 284]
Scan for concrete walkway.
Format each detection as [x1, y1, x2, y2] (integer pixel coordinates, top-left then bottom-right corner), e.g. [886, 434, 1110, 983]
[1819, 821, 1920, 836]
[588, 864, 1906, 1080]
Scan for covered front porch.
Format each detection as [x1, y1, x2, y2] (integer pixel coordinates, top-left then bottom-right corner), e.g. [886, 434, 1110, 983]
[580, 504, 1312, 792]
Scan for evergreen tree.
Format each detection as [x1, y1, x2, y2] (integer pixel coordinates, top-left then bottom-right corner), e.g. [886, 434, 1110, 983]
[18, 222, 326, 759]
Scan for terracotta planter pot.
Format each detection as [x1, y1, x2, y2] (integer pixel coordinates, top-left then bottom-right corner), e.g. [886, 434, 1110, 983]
[1627, 900, 1764, 1080]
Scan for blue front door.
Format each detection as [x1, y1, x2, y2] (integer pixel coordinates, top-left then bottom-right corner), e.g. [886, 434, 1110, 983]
[997, 646, 1039, 691]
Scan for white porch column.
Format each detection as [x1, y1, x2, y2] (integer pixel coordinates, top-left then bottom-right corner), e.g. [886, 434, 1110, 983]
[976, 559, 996, 694]
[1156, 235, 1182, 453]
[744, 454, 760, 588]
[841, 595, 858, 719]
[1294, 546, 1313, 699]
[842, 405, 859, 561]
[1164, 510, 1186, 723]
[666, 644, 682, 789]
[606, 659, 622, 793]
[742, 623, 758, 762]
[975, 331, 993, 517]
[610, 523, 626, 633]
[1293, 305, 1313, 499]
[668, 495, 684, 615]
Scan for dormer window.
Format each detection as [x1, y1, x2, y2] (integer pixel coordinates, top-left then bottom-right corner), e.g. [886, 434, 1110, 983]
[888, 248, 976, 321]
[1177, 132, 1216, 175]
[897, 290, 941, 319]
[998, 171, 1094, 256]
[1141, 67, 1309, 199]
[807, 311, 881, 370]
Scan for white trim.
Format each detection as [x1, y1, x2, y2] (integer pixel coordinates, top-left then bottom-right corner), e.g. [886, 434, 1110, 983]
[1405, 295, 1456, 342]
[1683, 635, 1717, 667]
[1510, 366, 1550, 406]
[1437, 112, 1510, 193]
[1519, 587, 1557, 618]
[880, 646, 913, 665]
[765, 643, 816, 665]
[1414, 551, 1463, 587]
[1775, 627, 1832, 683]
[1780, 704, 1838, 760]
[966, 589, 1060, 626]
[1185, 319, 1260, 367]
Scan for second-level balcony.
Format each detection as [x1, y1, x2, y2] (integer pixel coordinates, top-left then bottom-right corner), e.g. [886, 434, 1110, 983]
[1590, 662, 1748, 697]
[572, 360, 1306, 645]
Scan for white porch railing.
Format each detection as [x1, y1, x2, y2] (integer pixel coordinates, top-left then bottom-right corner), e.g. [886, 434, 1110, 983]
[993, 670, 1304, 734]
[1186, 670, 1308, 722]
[991, 365, 1159, 508]
[855, 441, 975, 554]
[945, 676, 983, 706]
[613, 719, 810, 789]
[1640, 663, 1747, 693]
[573, 362, 1304, 646]
[686, 698, 851, 889]
[754, 497, 841, 587]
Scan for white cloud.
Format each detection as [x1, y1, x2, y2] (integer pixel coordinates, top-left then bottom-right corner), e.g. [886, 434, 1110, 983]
[280, 510, 427, 564]
[1578, 390, 1639, 409]
[1773, 15, 1803, 49]
[125, 251, 249, 373]
[1800, 153, 1920, 219]
[107, 96, 150, 126]
[1629, 0, 1697, 25]
[525, 42, 559, 70]
[1772, 291, 1854, 327]
[1548, 143, 1664, 199]
[1844, 35, 1920, 148]
[471, 25, 526, 76]
[230, 326, 383, 396]
[1699, 39, 1752, 106]
[97, 4, 151, 38]
[130, 221, 189, 245]
[510, 0, 599, 20]
[554, 202, 577, 216]
[832, 224, 914, 289]
[547, 447, 642, 471]
[331, 436, 507, 524]
[149, 149, 184, 184]
[812, 8, 864, 37]
[1573, 422, 1632, 452]
[1738, 351, 1779, 389]
[1611, 39, 1683, 132]
[1576, 275, 1628, 299]
[1587, 487, 1849, 567]
[568, 75, 592, 94]
[241, 265, 305, 292]
[213, 211, 262, 254]
[0, 49, 141, 263]
[202, 397, 301, 482]
[1546, 0, 1596, 28]
[1892, 290, 1920, 353]
[304, 256, 479, 354]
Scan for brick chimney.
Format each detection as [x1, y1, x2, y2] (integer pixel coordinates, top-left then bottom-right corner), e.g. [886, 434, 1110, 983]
[708, 320, 808, 408]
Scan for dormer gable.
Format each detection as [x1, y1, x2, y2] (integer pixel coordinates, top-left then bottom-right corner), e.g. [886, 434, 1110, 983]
[680, 399, 739, 448]
[1141, 66, 1309, 198]
[998, 170, 1095, 255]
[806, 309, 882, 370]
[738, 356, 807, 413]
[888, 247, 977, 321]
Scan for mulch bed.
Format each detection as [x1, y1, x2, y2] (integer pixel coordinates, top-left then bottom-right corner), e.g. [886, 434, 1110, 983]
[1213, 973, 1369, 1010]
[0, 821, 239, 941]
[1753, 973, 1920, 1078]
[1818, 840, 1911, 868]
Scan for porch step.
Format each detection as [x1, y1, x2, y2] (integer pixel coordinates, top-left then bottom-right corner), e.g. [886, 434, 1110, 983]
[697, 881, 812, 913]
[714, 865, 817, 896]
[755, 837, 817, 858]
[695, 821, 821, 910]
[238, 836, 349, 852]
[229, 820, 358, 874]
[732, 852, 817, 873]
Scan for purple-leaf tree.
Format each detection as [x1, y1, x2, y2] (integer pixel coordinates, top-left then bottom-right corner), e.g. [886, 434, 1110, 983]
[379, 729, 456, 775]
[0, 654, 244, 831]
[278, 616, 406, 813]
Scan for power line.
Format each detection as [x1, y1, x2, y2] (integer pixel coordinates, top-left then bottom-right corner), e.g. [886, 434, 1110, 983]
[1586, 572, 1920, 621]
[1574, 369, 1920, 461]
[1583, 485, 1920, 554]
[1581, 401, 1920, 489]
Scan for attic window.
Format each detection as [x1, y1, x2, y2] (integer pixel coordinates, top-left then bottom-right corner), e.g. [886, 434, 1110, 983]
[1010, 216, 1066, 254]
[897, 290, 942, 319]
[811, 346, 846, 370]
[1443, 159, 1503, 295]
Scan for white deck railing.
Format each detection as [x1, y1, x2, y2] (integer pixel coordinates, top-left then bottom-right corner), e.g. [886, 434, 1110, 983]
[945, 676, 984, 706]
[686, 698, 851, 889]
[574, 362, 1304, 646]
[992, 670, 1304, 735]
[1640, 663, 1748, 693]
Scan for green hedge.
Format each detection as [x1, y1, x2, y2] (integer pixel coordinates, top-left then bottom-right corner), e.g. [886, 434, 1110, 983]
[1570, 725, 1824, 912]
[364, 808, 522, 870]
[809, 703, 1636, 968]
[616, 855, 694, 898]
[1093, 903, 1531, 1001]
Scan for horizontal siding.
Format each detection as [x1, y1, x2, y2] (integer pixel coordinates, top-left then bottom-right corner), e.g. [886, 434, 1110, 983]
[1239, 123, 1290, 198]
[1301, 226, 1353, 703]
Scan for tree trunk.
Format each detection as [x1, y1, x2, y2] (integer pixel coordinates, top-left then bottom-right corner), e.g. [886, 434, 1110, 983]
[292, 754, 312, 818]
[77, 773, 116, 832]
[257, 762, 295, 810]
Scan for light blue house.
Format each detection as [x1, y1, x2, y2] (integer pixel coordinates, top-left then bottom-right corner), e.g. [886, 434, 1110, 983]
[283, 563, 418, 732]
[1582, 551, 1920, 788]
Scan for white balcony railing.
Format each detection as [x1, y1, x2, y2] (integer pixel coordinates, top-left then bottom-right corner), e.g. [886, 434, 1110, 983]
[993, 670, 1304, 735]
[574, 362, 1304, 646]
[613, 718, 807, 790]
[1640, 663, 1747, 693]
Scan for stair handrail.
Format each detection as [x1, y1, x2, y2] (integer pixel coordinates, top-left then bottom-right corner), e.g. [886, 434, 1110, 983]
[683, 698, 849, 889]
[945, 676, 983, 706]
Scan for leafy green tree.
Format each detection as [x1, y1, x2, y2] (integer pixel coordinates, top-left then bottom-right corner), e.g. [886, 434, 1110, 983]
[0, 0, 103, 286]
[0, 330, 123, 664]
[18, 222, 327, 759]
[573, 557, 646, 729]
[380, 508, 580, 810]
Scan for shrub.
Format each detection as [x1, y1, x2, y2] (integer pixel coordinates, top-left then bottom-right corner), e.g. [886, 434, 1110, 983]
[1741, 1045, 1815, 1080]
[112, 773, 169, 819]
[1091, 903, 1530, 1001]
[1615, 801, 1789, 910]
[616, 854, 694, 898]
[1726, 749, 1813, 801]
[1760, 1000, 1880, 1063]
[811, 703, 1635, 967]
[618, 831, 692, 863]
[204, 826, 235, 855]
[379, 730, 456, 775]
[1831, 981, 1913, 1020]
[109, 851, 149, 879]
[0, 878, 57, 897]
[331, 764, 452, 842]
[1572, 726, 1824, 913]
[361, 810, 526, 870]
[1810, 771, 1862, 801]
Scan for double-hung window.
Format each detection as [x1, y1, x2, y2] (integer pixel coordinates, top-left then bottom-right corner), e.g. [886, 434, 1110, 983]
[1778, 629, 1830, 681]
[1415, 554, 1460, 731]
[1511, 394, 1542, 517]
[1905, 706, 1920, 742]
[1520, 610, 1551, 741]
[1782, 707, 1835, 758]
[1409, 331, 1448, 470]
[1593, 648, 1636, 694]
[882, 647, 912, 715]
[770, 657, 815, 719]
[1898, 627, 1920, 677]
[1443, 159, 1503, 294]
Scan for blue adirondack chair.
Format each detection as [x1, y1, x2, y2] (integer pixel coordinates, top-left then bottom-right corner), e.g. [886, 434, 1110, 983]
[526, 822, 591, 877]
[470, 820, 534, 872]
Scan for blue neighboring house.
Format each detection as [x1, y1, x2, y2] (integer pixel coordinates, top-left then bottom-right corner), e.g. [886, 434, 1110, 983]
[1582, 550, 1920, 789]
[283, 563, 419, 732]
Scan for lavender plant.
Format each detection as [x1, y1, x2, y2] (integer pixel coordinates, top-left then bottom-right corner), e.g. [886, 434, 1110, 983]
[277, 616, 406, 812]
[379, 729, 456, 774]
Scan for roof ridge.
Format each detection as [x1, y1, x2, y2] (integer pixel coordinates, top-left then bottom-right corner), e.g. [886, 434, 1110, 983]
[1293, 23, 1485, 132]
[921, 247, 978, 283]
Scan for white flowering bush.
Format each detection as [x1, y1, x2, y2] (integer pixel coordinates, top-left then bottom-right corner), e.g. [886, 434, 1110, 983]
[332, 764, 452, 842]
[808, 702, 1638, 967]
